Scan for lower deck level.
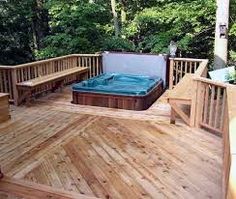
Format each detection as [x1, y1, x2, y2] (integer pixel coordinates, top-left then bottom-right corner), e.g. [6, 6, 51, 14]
[0, 88, 222, 199]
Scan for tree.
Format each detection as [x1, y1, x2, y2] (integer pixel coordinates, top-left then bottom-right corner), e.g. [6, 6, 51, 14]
[0, 0, 35, 64]
[214, 0, 230, 69]
[1, 0, 236, 65]
[31, 0, 49, 52]
[111, 0, 120, 37]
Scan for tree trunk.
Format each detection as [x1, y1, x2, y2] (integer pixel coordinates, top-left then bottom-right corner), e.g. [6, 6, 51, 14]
[110, 0, 120, 37]
[213, 0, 230, 69]
[120, 0, 127, 24]
[32, 0, 49, 52]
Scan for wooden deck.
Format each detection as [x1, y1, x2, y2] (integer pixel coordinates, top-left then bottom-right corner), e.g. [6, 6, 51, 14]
[0, 88, 222, 199]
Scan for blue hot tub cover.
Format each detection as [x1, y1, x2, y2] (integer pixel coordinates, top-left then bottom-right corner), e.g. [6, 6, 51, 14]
[72, 73, 162, 96]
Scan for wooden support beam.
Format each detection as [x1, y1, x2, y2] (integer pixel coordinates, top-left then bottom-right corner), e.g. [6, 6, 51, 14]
[169, 101, 190, 125]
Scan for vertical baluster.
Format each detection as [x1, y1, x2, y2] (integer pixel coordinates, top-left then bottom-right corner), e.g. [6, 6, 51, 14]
[88, 58, 92, 78]
[29, 66, 32, 80]
[194, 62, 198, 72]
[81, 57, 84, 67]
[3, 70, 8, 92]
[7, 70, 13, 98]
[93, 57, 96, 76]
[85, 57, 88, 68]
[20, 68, 24, 81]
[65, 58, 67, 70]
[169, 59, 174, 89]
[11, 68, 19, 105]
[214, 87, 221, 129]
[45, 63, 48, 75]
[0, 70, 3, 92]
[180, 61, 183, 79]
[208, 85, 216, 126]
[203, 84, 209, 124]
[184, 61, 188, 75]
[47, 62, 50, 74]
[16, 69, 20, 82]
[174, 61, 178, 86]
[73, 56, 77, 67]
[220, 89, 226, 131]
[190, 62, 193, 73]
[78, 57, 81, 67]
[96, 56, 99, 76]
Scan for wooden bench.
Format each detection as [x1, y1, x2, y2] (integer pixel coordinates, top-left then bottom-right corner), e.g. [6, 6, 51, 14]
[0, 93, 10, 123]
[167, 74, 197, 126]
[16, 67, 88, 105]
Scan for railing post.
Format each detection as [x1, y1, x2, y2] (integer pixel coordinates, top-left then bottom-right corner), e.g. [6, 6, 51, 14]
[169, 58, 174, 89]
[193, 80, 205, 127]
[11, 68, 19, 105]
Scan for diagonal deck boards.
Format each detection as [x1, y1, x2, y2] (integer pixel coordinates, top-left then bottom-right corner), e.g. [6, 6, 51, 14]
[0, 88, 222, 198]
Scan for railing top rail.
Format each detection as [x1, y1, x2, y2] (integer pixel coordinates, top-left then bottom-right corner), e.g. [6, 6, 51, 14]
[0, 65, 13, 69]
[0, 53, 102, 69]
[71, 53, 102, 57]
[193, 76, 229, 88]
[169, 57, 208, 62]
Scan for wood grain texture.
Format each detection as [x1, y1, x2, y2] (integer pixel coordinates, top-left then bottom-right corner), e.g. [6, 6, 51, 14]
[0, 177, 99, 199]
[0, 88, 222, 199]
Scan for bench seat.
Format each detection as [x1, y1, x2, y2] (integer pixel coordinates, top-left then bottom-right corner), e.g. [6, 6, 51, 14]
[16, 67, 88, 105]
[17, 67, 88, 87]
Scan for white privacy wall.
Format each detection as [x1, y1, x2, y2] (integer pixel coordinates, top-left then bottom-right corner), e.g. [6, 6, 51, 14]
[102, 52, 167, 87]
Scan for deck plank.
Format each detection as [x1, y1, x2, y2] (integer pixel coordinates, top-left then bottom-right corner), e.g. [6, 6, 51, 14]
[0, 88, 222, 199]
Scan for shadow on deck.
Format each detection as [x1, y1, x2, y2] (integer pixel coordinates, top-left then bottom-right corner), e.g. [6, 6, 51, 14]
[0, 87, 222, 199]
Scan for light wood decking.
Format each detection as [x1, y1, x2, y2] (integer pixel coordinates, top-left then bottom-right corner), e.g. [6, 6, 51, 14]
[0, 88, 222, 199]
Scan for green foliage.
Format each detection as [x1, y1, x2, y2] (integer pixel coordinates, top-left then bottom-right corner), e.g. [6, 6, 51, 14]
[1, 0, 236, 65]
[0, 0, 35, 64]
[125, 0, 216, 58]
[229, 0, 236, 63]
[37, 0, 111, 58]
[102, 36, 135, 52]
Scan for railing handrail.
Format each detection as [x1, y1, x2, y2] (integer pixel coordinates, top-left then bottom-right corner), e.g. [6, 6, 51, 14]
[0, 53, 102, 69]
[0, 65, 13, 69]
[169, 57, 207, 62]
[193, 76, 228, 88]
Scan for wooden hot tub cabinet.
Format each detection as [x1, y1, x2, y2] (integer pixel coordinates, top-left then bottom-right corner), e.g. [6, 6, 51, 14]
[72, 80, 164, 110]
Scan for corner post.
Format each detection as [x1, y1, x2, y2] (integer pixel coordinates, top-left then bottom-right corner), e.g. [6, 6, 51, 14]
[194, 80, 205, 127]
[11, 68, 19, 105]
[169, 58, 174, 89]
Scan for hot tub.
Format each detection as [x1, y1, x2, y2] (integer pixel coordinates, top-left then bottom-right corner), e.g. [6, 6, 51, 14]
[72, 73, 164, 110]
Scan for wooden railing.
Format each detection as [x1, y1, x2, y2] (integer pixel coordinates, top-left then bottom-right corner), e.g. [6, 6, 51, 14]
[194, 77, 227, 135]
[169, 58, 206, 89]
[0, 54, 102, 104]
[194, 78, 236, 199]
[169, 57, 236, 199]
[223, 86, 236, 199]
